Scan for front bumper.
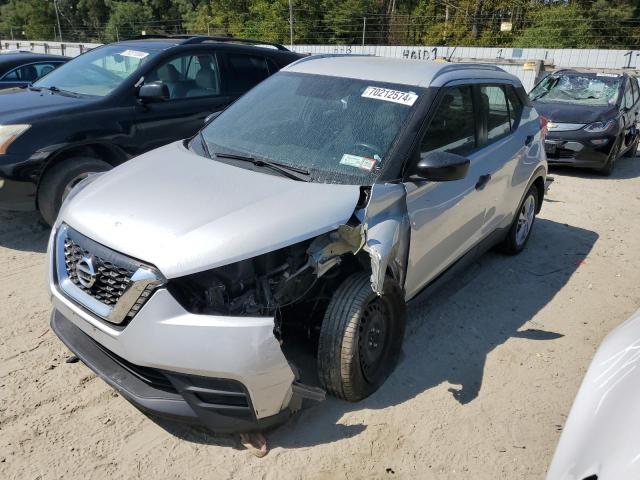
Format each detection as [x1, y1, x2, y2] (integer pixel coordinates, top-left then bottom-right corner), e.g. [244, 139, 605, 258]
[544, 131, 617, 168]
[51, 310, 291, 432]
[48, 233, 296, 432]
[0, 153, 41, 211]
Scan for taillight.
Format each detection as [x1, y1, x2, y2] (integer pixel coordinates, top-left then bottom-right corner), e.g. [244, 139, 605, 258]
[539, 115, 549, 140]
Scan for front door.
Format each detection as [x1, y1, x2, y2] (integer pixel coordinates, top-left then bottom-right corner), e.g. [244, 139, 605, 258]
[404, 84, 492, 299]
[133, 52, 232, 154]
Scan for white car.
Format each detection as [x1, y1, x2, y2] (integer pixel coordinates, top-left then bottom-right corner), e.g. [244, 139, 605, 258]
[48, 55, 547, 433]
[547, 308, 640, 479]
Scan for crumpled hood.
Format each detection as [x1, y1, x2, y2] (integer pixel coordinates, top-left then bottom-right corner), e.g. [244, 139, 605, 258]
[533, 101, 618, 124]
[547, 308, 640, 479]
[0, 87, 89, 123]
[60, 141, 361, 278]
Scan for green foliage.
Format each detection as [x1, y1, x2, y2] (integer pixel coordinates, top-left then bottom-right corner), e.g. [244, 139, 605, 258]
[2, 0, 640, 49]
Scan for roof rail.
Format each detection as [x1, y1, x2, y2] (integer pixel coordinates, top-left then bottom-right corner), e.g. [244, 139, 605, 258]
[125, 34, 193, 40]
[123, 34, 288, 51]
[181, 35, 289, 51]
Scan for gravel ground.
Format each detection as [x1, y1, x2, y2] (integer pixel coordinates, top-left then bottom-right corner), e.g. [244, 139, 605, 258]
[1, 157, 639, 480]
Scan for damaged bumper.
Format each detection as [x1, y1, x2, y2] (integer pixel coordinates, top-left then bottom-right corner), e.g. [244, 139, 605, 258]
[51, 310, 292, 432]
[50, 283, 296, 433]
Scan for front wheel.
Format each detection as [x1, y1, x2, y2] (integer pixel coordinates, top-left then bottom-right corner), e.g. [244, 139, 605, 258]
[499, 185, 539, 255]
[623, 135, 639, 158]
[38, 157, 112, 226]
[317, 272, 406, 402]
[597, 136, 622, 176]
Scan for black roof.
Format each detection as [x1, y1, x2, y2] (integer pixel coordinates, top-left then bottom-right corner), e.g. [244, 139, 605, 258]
[0, 52, 69, 72]
[120, 35, 290, 52]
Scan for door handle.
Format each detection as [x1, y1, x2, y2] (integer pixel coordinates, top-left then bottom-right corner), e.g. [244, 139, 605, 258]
[525, 135, 534, 146]
[475, 174, 492, 190]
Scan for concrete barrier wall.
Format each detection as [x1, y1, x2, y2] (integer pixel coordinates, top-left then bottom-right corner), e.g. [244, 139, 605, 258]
[4, 39, 639, 91]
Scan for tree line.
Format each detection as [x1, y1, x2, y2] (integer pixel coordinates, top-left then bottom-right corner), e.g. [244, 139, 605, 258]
[2, 0, 640, 49]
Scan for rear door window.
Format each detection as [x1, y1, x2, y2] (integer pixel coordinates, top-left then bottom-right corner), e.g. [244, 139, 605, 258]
[144, 53, 221, 99]
[480, 85, 511, 142]
[421, 86, 476, 156]
[223, 53, 270, 94]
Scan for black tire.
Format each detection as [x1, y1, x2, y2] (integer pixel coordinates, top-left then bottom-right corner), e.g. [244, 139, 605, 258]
[597, 136, 622, 176]
[317, 272, 406, 402]
[499, 185, 539, 255]
[38, 157, 112, 226]
[623, 136, 639, 158]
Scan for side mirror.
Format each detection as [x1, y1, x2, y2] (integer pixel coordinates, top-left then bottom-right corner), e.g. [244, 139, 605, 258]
[138, 83, 169, 102]
[412, 151, 470, 182]
[204, 111, 222, 125]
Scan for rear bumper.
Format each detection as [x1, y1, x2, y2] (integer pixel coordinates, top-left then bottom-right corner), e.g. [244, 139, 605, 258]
[51, 309, 292, 433]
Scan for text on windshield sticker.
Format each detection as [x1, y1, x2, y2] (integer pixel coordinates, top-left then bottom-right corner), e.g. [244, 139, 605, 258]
[361, 86, 418, 106]
[340, 154, 377, 171]
[120, 49, 149, 59]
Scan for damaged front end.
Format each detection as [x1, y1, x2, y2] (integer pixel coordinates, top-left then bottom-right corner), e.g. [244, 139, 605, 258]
[166, 183, 410, 409]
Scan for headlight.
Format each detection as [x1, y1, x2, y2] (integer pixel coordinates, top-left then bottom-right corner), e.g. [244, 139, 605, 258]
[583, 120, 616, 133]
[0, 124, 30, 154]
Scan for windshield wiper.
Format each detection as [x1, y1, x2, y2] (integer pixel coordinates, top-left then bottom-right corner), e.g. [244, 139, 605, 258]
[214, 152, 311, 181]
[43, 86, 80, 98]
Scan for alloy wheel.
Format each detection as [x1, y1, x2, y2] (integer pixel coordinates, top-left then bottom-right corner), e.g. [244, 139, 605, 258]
[515, 194, 536, 246]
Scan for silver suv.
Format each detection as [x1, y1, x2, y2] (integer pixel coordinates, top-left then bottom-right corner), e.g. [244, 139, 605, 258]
[48, 56, 547, 433]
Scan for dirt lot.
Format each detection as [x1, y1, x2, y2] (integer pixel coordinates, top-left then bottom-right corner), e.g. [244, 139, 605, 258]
[1, 157, 640, 480]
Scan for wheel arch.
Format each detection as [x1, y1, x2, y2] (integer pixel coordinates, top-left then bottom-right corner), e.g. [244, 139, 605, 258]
[36, 143, 127, 208]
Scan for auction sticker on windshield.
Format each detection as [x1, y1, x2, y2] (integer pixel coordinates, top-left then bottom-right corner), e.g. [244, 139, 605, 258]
[340, 154, 377, 171]
[362, 86, 418, 106]
[120, 49, 149, 59]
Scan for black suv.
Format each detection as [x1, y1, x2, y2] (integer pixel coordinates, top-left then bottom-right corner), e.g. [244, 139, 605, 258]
[0, 36, 301, 224]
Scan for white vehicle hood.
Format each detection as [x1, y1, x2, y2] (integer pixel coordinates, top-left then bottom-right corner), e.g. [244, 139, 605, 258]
[547, 308, 640, 480]
[60, 141, 361, 278]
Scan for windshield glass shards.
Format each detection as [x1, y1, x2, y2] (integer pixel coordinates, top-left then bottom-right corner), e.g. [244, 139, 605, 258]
[530, 73, 621, 106]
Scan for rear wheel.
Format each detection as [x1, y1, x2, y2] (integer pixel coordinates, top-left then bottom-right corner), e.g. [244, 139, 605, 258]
[499, 185, 539, 255]
[38, 157, 112, 226]
[317, 272, 405, 401]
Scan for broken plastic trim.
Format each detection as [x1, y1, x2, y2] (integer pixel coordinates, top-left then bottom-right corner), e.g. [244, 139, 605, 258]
[306, 183, 410, 296]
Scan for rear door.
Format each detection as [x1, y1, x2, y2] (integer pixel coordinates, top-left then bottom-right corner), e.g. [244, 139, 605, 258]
[473, 83, 526, 234]
[133, 50, 232, 152]
[403, 84, 489, 298]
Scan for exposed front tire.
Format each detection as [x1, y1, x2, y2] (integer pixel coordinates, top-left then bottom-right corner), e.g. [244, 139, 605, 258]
[38, 157, 112, 226]
[317, 272, 405, 402]
[499, 185, 539, 255]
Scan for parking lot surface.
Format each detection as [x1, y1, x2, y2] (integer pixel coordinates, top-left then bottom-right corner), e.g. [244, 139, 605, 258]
[1, 158, 640, 479]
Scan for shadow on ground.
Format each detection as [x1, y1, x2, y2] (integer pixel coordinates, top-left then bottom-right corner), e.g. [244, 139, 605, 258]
[0, 210, 49, 253]
[152, 217, 598, 450]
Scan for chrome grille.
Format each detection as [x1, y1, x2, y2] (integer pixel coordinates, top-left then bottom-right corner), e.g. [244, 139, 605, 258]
[55, 224, 165, 325]
[63, 237, 134, 306]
